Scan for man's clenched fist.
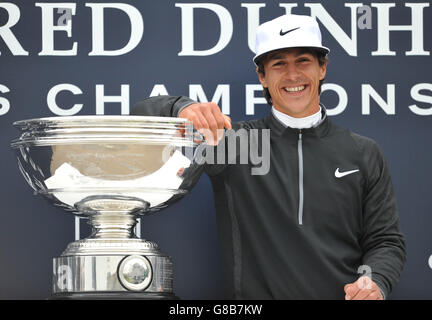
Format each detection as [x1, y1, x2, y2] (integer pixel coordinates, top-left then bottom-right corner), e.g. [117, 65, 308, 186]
[344, 276, 384, 300]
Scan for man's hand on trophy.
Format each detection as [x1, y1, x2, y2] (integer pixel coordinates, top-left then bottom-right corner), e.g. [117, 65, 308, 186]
[179, 102, 231, 145]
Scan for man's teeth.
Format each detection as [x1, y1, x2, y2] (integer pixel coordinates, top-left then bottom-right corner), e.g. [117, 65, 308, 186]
[284, 85, 305, 92]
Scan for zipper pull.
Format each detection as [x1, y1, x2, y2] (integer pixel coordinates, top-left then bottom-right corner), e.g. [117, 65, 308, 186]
[299, 129, 302, 140]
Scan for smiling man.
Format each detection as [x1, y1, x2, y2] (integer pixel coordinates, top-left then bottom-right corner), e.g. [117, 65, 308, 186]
[256, 47, 327, 118]
[132, 14, 406, 300]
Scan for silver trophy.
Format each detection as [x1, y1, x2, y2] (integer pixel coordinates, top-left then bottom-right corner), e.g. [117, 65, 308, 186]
[11, 115, 202, 299]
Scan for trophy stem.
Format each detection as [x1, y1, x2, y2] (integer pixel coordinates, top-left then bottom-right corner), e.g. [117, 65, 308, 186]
[75, 195, 150, 239]
[88, 213, 138, 239]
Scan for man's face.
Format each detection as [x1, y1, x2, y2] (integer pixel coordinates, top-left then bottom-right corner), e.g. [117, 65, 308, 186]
[257, 47, 327, 118]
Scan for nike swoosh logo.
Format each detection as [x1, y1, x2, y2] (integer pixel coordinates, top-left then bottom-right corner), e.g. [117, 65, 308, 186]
[280, 27, 300, 36]
[335, 168, 360, 178]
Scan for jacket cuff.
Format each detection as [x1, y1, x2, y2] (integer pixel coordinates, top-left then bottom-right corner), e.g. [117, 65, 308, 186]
[370, 274, 388, 300]
[175, 101, 196, 117]
[374, 281, 386, 300]
[379, 287, 386, 300]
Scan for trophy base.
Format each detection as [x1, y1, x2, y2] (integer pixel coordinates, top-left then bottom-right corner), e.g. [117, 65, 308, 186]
[53, 239, 175, 298]
[49, 292, 179, 300]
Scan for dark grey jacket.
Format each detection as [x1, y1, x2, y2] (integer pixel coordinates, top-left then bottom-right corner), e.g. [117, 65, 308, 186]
[132, 95, 406, 300]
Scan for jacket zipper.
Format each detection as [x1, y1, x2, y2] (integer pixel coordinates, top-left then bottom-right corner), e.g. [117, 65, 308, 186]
[298, 130, 304, 225]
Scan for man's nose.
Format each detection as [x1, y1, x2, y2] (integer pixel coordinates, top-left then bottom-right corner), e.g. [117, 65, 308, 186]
[283, 64, 302, 81]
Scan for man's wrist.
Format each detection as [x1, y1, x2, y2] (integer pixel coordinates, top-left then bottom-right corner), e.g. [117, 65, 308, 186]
[176, 102, 196, 117]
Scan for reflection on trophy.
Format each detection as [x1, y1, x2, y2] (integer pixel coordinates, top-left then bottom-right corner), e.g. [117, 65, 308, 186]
[11, 116, 201, 299]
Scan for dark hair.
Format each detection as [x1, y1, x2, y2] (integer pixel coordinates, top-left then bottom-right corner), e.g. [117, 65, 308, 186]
[256, 48, 328, 106]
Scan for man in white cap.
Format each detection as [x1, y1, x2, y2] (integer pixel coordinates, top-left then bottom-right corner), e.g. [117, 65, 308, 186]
[132, 14, 406, 300]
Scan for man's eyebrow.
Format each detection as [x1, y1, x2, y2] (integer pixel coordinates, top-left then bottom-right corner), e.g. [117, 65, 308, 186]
[267, 53, 285, 60]
[267, 50, 313, 61]
[295, 49, 314, 57]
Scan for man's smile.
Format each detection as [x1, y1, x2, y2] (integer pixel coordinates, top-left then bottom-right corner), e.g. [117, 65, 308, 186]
[282, 84, 309, 96]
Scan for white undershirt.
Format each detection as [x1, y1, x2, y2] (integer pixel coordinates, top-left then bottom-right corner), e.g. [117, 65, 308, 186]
[272, 106, 322, 129]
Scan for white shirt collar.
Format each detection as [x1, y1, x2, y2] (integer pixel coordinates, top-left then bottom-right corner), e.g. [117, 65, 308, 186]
[271, 106, 322, 129]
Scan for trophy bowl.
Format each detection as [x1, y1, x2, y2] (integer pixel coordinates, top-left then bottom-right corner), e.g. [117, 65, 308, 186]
[11, 115, 203, 299]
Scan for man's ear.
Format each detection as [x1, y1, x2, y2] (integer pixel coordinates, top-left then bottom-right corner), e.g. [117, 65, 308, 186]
[319, 60, 328, 81]
[256, 67, 267, 88]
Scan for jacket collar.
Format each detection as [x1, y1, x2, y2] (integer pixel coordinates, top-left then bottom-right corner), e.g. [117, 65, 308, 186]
[265, 103, 331, 138]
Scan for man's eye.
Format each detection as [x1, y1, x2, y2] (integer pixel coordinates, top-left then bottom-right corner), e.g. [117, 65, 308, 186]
[272, 61, 284, 66]
[298, 58, 310, 63]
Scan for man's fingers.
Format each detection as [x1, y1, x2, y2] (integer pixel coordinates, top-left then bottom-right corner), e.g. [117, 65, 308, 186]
[223, 114, 232, 129]
[344, 283, 360, 300]
[192, 109, 217, 145]
[210, 105, 227, 142]
[178, 102, 230, 144]
[185, 111, 204, 135]
[199, 103, 224, 145]
[211, 105, 225, 129]
[349, 289, 382, 300]
[343, 283, 351, 292]
[195, 114, 216, 145]
[203, 112, 219, 145]
[350, 288, 372, 300]
[345, 277, 383, 300]
[364, 290, 381, 300]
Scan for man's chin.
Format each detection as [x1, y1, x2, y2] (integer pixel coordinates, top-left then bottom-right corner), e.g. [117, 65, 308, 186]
[277, 104, 311, 117]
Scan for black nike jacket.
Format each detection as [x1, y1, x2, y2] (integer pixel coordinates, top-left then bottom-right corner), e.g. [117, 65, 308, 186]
[131, 95, 406, 300]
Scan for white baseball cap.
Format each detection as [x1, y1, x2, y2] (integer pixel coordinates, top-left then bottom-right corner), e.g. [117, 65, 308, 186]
[253, 14, 330, 65]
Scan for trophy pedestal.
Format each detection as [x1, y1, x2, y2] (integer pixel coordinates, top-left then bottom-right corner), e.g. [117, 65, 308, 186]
[52, 238, 177, 299]
[50, 198, 180, 299]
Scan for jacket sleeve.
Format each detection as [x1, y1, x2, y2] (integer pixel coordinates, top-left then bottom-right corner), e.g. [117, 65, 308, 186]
[131, 95, 196, 117]
[359, 138, 407, 299]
